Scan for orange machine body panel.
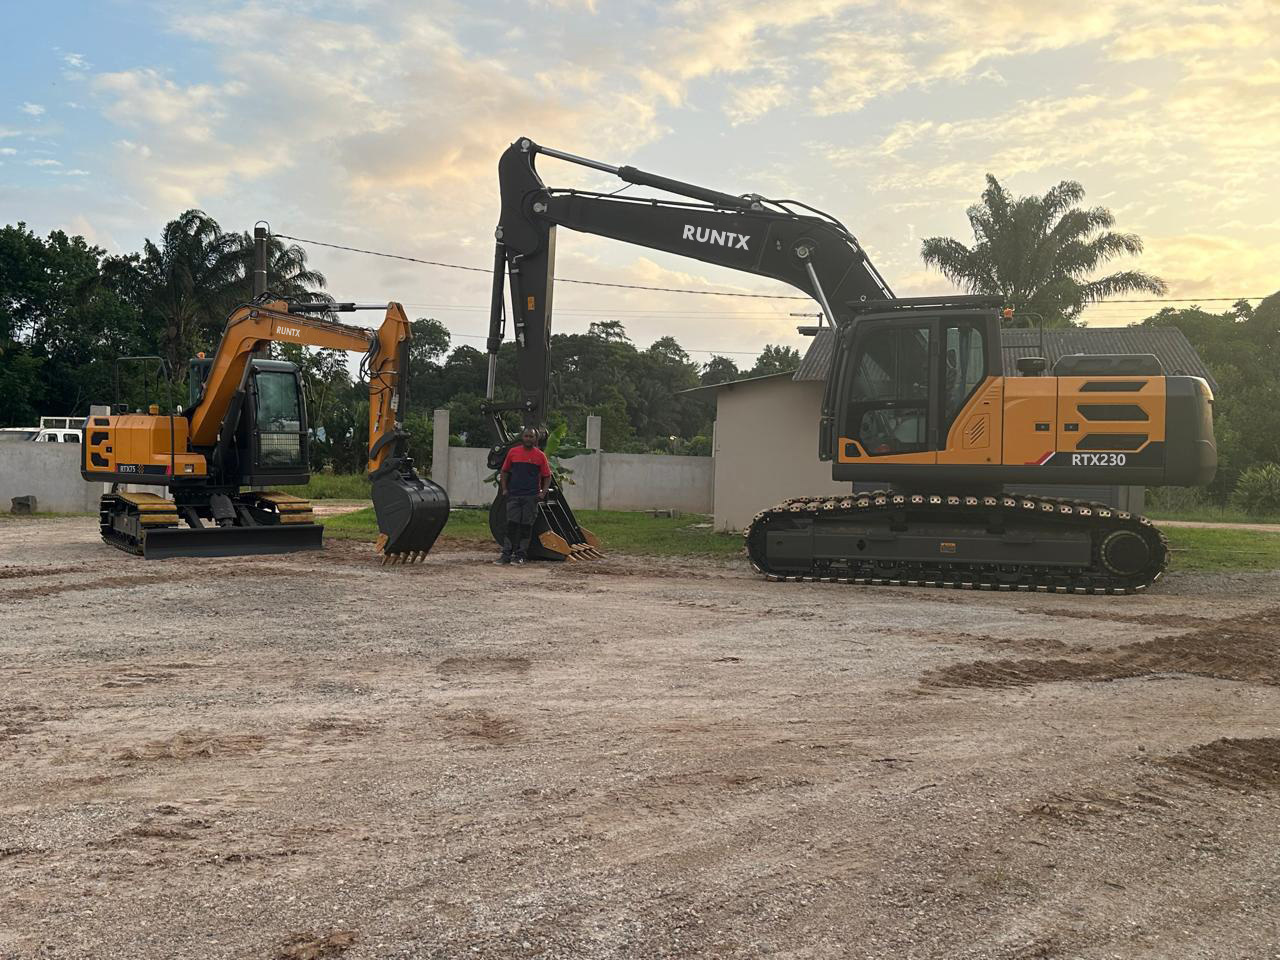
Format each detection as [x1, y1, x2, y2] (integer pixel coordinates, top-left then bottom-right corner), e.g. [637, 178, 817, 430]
[937, 376, 1003, 466]
[83, 414, 207, 483]
[1054, 376, 1165, 459]
[1001, 376, 1058, 466]
[829, 370, 1208, 488]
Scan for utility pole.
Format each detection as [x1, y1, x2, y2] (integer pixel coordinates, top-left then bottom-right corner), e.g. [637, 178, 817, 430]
[252, 223, 269, 359]
[253, 223, 269, 298]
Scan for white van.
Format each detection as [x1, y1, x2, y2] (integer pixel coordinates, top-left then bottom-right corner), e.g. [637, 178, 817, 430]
[34, 428, 82, 443]
[0, 417, 83, 443]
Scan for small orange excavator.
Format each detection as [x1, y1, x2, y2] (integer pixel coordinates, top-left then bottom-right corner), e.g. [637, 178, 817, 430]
[81, 299, 449, 562]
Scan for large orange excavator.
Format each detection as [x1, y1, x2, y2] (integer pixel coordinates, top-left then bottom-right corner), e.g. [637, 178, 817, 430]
[485, 137, 1217, 592]
[81, 299, 449, 562]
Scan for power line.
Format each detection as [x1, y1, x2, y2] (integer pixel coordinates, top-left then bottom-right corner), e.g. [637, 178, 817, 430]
[272, 233, 808, 300]
[444, 330, 763, 356]
[1085, 296, 1266, 304]
[275, 231, 1267, 307]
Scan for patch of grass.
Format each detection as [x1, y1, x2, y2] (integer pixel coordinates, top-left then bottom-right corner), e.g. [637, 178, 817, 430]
[279, 473, 371, 500]
[1145, 504, 1280, 524]
[324, 507, 744, 557]
[1164, 526, 1280, 572]
[325, 507, 1280, 571]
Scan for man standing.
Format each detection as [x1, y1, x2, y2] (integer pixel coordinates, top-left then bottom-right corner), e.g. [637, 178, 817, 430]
[496, 427, 551, 564]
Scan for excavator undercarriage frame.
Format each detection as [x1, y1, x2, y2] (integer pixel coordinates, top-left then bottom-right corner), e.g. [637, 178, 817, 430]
[98, 490, 324, 559]
[746, 490, 1167, 593]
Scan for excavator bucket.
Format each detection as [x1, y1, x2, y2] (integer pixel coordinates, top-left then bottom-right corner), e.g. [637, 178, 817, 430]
[487, 487, 602, 561]
[371, 468, 451, 564]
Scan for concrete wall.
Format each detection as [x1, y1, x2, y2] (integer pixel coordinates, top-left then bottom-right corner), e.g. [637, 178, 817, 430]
[713, 377, 851, 531]
[434, 434, 713, 514]
[0, 442, 102, 513]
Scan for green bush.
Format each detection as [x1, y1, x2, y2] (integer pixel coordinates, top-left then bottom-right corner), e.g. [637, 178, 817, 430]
[1231, 463, 1280, 515]
[1146, 485, 1208, 514]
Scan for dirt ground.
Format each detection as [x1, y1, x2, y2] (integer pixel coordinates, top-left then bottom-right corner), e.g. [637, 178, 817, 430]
[2, 517, 1280, 960]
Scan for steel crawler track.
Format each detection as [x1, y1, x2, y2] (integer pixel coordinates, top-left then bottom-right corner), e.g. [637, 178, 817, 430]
[744, 490, 1168, 595]
[98, 492, 323, 559]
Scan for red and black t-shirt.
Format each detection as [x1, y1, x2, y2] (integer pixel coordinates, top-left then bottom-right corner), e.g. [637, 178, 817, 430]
[501, 445, 551, 497]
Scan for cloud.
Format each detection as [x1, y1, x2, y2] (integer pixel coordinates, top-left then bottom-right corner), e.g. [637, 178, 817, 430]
[1107, 1, 1274, 61]
[93, 69, 240, 142]
[1142, 231, 1280, 300]
[0, 147, 15, 156]
[20, 103, 45, 116]
[83, 4, 674, 220]
[47, 0, 1280, 348]
[28, 158, 61, 167]
[64, 52, 89, 70]
[725, 81, 791, 125]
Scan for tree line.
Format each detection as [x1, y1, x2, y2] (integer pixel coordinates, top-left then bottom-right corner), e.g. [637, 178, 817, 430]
[3, 179, 1277, 507]
[0, 211, 800, 467]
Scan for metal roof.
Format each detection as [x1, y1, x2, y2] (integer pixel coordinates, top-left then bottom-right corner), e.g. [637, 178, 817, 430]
[679, 370, 794, 395]
[792, 328, 839, 383]
[792, 325, 1217, 392]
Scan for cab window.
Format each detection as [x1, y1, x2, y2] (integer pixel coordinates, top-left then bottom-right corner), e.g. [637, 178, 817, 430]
[942, 322, 987, 430]
[254, 371, 304, 467]
[846, 323, 931, 456]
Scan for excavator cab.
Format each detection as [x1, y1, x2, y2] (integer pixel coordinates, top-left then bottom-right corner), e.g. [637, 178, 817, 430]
[825, 298, 1003, 475]
[189, 356, 310, 486]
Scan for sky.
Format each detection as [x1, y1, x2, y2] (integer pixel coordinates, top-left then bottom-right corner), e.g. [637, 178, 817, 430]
[2, 0, 1277, 364]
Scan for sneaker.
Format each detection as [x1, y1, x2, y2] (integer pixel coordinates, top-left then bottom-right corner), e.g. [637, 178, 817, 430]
[494, 555, 511, 565]
[513, 556, 526, 565]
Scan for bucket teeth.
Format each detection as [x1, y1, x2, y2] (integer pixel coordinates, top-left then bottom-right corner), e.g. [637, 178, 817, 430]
[565, 542, 604, 561]
[381, 549, 429, 566]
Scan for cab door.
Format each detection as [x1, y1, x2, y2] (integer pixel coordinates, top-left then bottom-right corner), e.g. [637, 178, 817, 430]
[936, 318, 1002, 465]
[836, 318, 939, 464]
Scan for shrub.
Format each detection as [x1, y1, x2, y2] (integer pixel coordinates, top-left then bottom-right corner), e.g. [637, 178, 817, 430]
[1145, 485, 1208, 514]
[1230, 463, 1280, 516]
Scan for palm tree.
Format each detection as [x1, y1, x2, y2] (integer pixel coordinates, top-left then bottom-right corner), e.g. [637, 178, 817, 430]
[141, 211, 328, 375]
[920, 176, 1166, 326]
[225, 230, 328, 307]
[142, 210, 243, 372]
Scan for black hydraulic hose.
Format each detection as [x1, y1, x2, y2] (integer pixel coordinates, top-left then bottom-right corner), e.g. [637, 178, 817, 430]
[487, 241, 507, 356]
[616, 165, 756, 211]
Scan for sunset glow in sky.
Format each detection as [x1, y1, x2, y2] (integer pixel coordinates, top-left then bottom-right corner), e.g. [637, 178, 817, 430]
[3, 0, 1277, 359]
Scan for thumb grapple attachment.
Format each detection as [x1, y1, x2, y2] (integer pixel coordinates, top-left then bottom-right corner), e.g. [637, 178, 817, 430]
[370, 460, 450, 564]
[488, 486, 602, 561]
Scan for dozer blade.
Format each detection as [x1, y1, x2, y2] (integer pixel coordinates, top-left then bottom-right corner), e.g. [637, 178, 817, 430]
[371, 469, 450, 564]
[139, 523, 324, 560]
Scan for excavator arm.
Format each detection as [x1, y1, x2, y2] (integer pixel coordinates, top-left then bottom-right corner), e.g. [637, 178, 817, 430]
[479, 137, 893, 561]
[187, 299, 412, 477]
[488, 136, 893, 429]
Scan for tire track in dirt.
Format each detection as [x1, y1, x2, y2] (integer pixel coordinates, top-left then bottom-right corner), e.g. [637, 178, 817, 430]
[921, 606, 1280, 690]
[0, 563, 92, 581]
[0, 564, 316, 602]
[1025, 737, 1280, 828]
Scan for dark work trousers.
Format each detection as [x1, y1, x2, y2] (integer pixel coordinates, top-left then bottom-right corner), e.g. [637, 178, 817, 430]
[503, 494, 539, 559]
